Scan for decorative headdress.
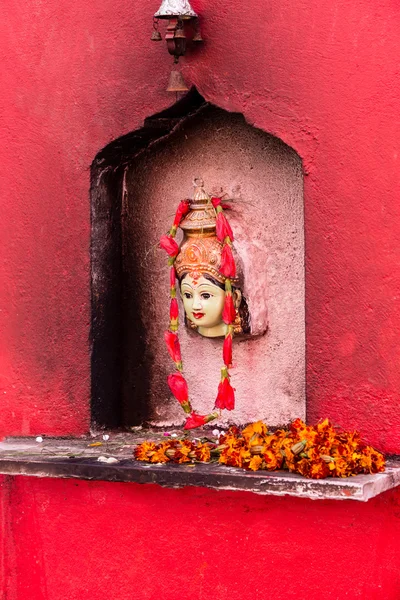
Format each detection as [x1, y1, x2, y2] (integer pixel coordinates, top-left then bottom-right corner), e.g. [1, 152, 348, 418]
[175, 183, 239, 285]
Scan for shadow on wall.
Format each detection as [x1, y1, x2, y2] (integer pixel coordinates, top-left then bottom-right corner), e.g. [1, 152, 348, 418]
[91, 89, 207, 429]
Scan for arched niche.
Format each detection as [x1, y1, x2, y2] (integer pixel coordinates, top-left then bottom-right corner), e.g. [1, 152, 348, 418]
[91, 89, 305, 430]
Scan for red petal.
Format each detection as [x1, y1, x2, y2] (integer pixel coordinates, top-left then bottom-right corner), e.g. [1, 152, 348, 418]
[184, 412, 207, 430]
[167, 372, 188, 404]
[173, 200, 190, 226]
[222, 293, 236, 324]
[216, 213, 234, 242]
[164, 331, 181, 363]
[215, 378, 235, 411]
[160, 235, 179, 257]
[170, 266, 176, 288]
[170, 297, 179, 320]
[223, 334, 233, 367]
[220, 244, 236, 278]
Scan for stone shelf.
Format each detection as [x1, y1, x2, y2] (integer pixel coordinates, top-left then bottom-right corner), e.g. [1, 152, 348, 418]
[0, 433, 399, 502]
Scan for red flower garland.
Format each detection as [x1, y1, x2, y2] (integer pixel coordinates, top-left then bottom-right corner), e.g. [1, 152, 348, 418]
[160, 235, 179, 257]
[160, 196, 237, 429]
[164, 331, 182, 368]
[223, 333, 232, 367]
[215, 368, 235, 410]
[167, 373, 191, 414]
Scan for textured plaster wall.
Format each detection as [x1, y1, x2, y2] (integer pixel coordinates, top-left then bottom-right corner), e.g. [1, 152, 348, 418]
[1, 0, 400, 450]
[124, 106, 304, 426]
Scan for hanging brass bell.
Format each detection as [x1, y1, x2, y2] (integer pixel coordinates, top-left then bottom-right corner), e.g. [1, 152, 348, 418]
[192, 17, 203, 42]
[166, 70, 189, 93]
[174, 26, 186, 39]
[193, 29, 203, 42]
[151, 29, 162, 41]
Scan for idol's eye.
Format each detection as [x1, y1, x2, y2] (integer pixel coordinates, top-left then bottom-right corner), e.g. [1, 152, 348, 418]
[201, 293, 212, 300]
[183, 292, 192, 299]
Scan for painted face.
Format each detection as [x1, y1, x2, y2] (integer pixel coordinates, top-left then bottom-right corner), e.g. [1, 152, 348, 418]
[180, 275, 225, 331]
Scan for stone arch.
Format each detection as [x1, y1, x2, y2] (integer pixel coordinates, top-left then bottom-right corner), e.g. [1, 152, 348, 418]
[90, 88, 304, 429]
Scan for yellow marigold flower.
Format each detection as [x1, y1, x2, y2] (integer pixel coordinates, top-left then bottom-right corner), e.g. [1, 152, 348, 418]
[248, 455, 263, 471]
[309, 460, 330, 479]
[242, 421, 267, 441]
[295, 458, 310, 477]
[224, 435, 241, 450]
[263, 449, 283, 470]
[133, 419, 385, 480]
[195, 444, 211, 462]
[219, 449, 241, 467]
[150, 448, 169, 463]
[279, 437, 295, 461]
[238, 449, 252, 467]
[291, 418, 307, 429]
[360, 447, 385, 473]
[248, 434, 265, 447]
[178, 441, 194, 456]
[135, 442, 156, 461]
[334, 457, 353, 477]
[175, 452, 191, 463]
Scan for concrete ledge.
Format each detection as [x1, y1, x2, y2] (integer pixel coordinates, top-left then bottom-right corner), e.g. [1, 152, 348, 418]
[0, 436, 399, 502]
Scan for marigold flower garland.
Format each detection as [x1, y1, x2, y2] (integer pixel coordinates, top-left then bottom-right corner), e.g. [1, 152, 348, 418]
[160, 197, 237, 429]
[134, 418, 385, 479]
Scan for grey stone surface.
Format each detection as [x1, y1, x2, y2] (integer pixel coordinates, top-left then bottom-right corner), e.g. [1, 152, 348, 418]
[0, 435, 398, 502]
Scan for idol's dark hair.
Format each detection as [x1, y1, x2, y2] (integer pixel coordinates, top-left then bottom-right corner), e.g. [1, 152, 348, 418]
[178, 272, 250, 334]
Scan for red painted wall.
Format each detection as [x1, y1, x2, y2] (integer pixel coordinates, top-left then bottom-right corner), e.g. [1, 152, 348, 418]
[1, 0, 400, 450]
[1, 2, 400, 598]
[2, 476, 400, 600]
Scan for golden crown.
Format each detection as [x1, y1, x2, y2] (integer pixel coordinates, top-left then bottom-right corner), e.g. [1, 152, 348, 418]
[175, 180, 239, 285]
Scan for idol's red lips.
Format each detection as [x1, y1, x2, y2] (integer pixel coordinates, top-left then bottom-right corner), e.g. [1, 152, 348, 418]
[192, 312, 205, 319]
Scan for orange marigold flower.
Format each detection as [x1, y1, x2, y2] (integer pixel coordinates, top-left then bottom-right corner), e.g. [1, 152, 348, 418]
[360, 446, 385, 474]
[149, 447, 169, 463]
[290, 418, 307, 434]
[238, 448, 252, 468]
[195, 444, 211, 462]
[133, 419, 385, 480]
[308, 460, 330, 479]
[174, 442, 194, 463]
[219, 448, 240, 467]
[263, 449, 283, 470]
[175, 453, 191, 464]
[242, 421, 268, 441]
[248, 455, 263, 471]
[223, 426, 241, 438]
[295, 458, 311, 478]
[135, 442, 156, 461]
